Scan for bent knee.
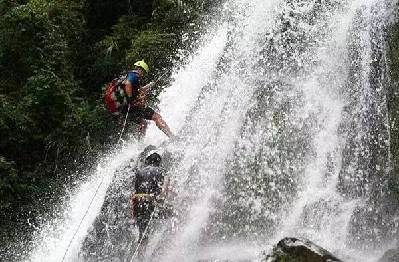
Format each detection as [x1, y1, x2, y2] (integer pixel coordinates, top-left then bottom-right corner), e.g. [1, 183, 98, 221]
[152, 112, 161, 121]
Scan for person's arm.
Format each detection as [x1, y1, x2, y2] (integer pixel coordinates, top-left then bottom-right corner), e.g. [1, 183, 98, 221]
[139, 82, 155, 94]
[161, 176, 170, 198]
[130, 192, 138, 222]
[132, 82, 155, 107]
[130, 192, 136, 206]
[134, 171, 140, 192]
[124, 81, 134, 103]
[157, 168, 169, 200]
[137, 81, 155, 101]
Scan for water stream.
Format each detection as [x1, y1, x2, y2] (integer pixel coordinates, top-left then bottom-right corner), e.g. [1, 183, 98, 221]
[24, 0, 397, 261]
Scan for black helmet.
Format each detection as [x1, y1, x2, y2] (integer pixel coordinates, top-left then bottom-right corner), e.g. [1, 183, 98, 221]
[145, 151, 162, 166]
[139, 145, 157, 163]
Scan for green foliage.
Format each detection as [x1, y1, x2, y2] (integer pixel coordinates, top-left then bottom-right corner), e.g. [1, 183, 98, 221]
[24, 70, 73, 129]
[91, 15, 143, 84]
[85, 0, 131, 42]
[153, 0, 188, 30]
[0, 0, 223, 251]
[0, 157, 18, 209]
[127, 30, 177, 72]
[0, 0, 97, 226]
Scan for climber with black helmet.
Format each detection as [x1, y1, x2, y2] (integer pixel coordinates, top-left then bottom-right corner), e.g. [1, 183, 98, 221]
[131, 150, 169, 242]
[123, 60, 174, 138]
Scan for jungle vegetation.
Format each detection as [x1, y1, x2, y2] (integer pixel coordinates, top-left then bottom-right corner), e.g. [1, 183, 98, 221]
[0, 0, 398, 254]
[0, 0, 222, 247]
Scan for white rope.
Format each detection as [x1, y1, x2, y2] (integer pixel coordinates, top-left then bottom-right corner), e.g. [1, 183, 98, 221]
[129, 205, 158, 262]
[118, 104, 131, 143]
[61, 106, 131, 262]
[60, 177, 105, 262]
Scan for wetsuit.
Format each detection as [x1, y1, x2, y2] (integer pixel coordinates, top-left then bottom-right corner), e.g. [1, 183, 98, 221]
[133, 166, 165, 240]
[125, 71, 155, 122]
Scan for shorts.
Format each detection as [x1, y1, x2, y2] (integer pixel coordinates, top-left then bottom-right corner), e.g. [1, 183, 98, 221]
[117, 106, 155, 123]
[130, 106, 155, 121]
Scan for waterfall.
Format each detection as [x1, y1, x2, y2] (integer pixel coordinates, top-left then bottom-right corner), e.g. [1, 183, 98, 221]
[25, 0, 397, 261]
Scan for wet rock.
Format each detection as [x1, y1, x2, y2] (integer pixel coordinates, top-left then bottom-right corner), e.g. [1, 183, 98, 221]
[378, 246, 399, 262]
[264, 237, 343, 262]
[80, 161, 137, 261]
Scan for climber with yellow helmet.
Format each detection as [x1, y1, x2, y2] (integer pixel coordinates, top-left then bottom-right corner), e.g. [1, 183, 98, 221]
[122, 60, 174, 138]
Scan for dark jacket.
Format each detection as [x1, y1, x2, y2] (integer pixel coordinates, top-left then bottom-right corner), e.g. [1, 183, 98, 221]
[134, 166, 165, 196]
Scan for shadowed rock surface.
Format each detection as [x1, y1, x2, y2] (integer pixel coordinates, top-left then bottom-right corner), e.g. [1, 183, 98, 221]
[379, 246, 399, 262]
[264, 237, 343, 262]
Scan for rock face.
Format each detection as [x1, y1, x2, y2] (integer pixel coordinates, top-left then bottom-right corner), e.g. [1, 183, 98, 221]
[79, 159, 137, 261]
[379, 247, 399, 262]
[264, 237, 343, 262]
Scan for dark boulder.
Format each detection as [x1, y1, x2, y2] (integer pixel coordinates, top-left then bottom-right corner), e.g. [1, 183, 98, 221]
[264, 237, 343, 262]
[379, 246, 399, 262]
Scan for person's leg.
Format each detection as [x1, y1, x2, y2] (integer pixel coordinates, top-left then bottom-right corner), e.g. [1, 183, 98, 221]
[136, 107, 174, 138]
[152, 112, 174, 138]
[136, 200, 155, 243]
[136, 201, 150, 242]
[137, 217, 149, 242]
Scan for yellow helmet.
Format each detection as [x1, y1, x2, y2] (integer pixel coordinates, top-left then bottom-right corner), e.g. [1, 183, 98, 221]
[134, 60, 149, 73]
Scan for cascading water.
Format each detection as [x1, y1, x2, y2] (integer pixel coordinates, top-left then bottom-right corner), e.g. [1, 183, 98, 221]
[23, 0, 398, 261]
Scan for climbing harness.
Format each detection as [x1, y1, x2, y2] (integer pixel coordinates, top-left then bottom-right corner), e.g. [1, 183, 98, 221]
[133, 193, 155, 198]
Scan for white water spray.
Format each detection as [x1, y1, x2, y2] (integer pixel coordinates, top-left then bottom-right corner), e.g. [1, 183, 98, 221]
[25, 0, 396, 261]
[27, 144, 140, 262]
[25, 15, 229, 262]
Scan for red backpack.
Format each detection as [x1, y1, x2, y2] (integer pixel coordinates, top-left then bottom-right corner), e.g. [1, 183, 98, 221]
[104, 75, 127, 115]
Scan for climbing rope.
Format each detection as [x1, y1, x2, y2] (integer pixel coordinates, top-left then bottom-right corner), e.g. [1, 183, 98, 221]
[61, 107, 131, 262]
[60, 176, 105, 262]
[118, 104, 131, 143]
[61, 71, 167, 261]
[128, 205, 158, 262]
